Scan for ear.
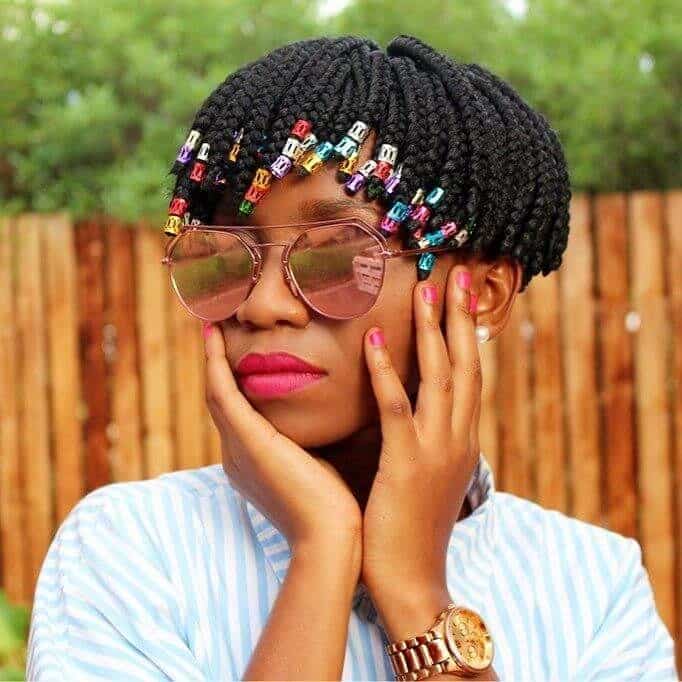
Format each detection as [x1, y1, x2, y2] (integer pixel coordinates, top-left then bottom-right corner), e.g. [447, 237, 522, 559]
[439, 256, 523, 341]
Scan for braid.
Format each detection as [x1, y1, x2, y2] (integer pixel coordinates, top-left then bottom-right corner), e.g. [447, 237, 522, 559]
[163, 34, 571, 290]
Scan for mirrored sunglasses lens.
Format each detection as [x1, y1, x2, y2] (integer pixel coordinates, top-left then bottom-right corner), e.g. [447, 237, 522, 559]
[289, 224, 385, 319]
[170, 231, 253, 321]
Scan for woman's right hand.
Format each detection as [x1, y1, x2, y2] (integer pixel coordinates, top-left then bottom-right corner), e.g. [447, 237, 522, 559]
[202, 322, 362, 552]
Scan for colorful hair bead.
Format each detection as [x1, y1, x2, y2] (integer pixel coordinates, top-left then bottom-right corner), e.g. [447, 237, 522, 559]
[239, 199, 255, 216]
[291, 119, 313, 140]
[228, 128, 244, 163]
[411, 188, 425, 205]
[175, 129, 201, 165]
[300, 132, 318, 154]
[189, 142, 210, 183]
[384, 162, 403, 194]
[333, 120, 370, 160]
[425, 186, 445, 207]
[416, 252, 436, 281]
[337, 149, 359, 181]
[379, 216, 400, 235]
[410, 204, 431, 224]
[164, 215, 183, 236]
[377, 143, 398, 165]
[270, 155, 293, 179]
[296, 141, 334, 176]
[168, 196, 189, 216]
[387, 200, 410, 222]
[344, 160, 377, 195]
[282, 137, 305, 162]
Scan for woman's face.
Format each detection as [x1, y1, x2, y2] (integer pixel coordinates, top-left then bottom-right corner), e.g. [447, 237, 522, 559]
[212, 130, 519, 449]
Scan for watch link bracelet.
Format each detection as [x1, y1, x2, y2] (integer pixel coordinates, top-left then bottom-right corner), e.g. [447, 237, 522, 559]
[385, 602, 494, 680]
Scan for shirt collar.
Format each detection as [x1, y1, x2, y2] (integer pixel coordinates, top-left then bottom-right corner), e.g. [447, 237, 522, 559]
[241, 450, 497, 625]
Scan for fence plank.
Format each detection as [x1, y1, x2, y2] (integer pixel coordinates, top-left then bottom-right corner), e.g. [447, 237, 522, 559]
[75, 218, 111, 491]
[629, 191, 676, 635]
[497, 294, 533, 497]
[169, 266, 206, 471]
[529, 271, 567, 512]
[479, 340, 499, 476]
[135, 225, 174, 476]
[664, 189, 682, 668]
[16, 214, 53, 602]
[0, 217, 24, 602]
[43, 213, 85, 524]
[561, 194, 601, 524]
[105, 221, 144, 482]
[595, 193, 637, 537]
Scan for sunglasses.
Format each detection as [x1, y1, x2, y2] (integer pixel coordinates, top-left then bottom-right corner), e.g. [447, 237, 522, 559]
[161, 217, 454, 321]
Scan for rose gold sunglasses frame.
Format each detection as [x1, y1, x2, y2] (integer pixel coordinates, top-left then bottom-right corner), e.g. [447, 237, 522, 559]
[160, 217, 455, 321]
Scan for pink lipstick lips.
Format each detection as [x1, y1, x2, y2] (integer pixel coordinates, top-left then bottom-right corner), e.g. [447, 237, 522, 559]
[235, 352, 327, 398]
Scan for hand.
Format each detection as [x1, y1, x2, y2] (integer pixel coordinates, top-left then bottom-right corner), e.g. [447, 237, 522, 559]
[360, 265, 482, 610]
[203, 322, 363, 552]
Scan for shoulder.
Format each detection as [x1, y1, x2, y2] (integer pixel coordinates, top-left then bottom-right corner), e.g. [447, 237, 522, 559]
[62, 463, 236, 523]
[491, 490, 646, 607]
[493, 490, 640, 564]
[38, 464, 241, 580]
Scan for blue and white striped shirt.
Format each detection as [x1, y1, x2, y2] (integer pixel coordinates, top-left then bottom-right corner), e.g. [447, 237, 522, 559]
[27, 452, 677, 681]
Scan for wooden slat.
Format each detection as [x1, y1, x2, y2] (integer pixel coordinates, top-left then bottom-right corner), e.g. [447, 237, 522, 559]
[43, 213, 85, 524]
[629, 191, 675, 635]
[0, 217, 24, 602]
[479, 339, 499, 477]
[135, 225, 174, 477]
[105, 220, 143, 482]
[529, 271, 567, 512]
[169, 278, 206, 472]
[16, 214, 52, 602]
[595, 193, 637, 537]
[560, 194, 601, 524]
[497, 294, 533, 497]
[75, 218, 111, 491]
[664, 189, 682, 667]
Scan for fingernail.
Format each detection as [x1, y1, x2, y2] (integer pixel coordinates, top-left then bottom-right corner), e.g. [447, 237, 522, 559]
[369, 328, 385, 347]
[469, 293, 478, 313]
[202, 322, 213, 340]
[422, 284, 438, 304]
[456, 270, 471, 291]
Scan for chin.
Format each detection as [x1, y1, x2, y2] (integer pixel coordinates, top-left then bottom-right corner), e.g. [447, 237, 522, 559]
[251, 401, 363, 450]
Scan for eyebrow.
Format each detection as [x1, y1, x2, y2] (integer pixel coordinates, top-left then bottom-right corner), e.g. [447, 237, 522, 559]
[298, 198, 382, 223]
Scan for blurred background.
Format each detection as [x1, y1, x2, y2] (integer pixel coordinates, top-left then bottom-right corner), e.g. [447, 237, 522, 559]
[1, 0, 680, 678]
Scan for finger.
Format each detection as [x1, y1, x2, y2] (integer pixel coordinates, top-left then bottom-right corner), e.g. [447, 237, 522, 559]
[444, 266, 482, 442]
[412, 281, 453, 436]
[363, 326, 417, 461]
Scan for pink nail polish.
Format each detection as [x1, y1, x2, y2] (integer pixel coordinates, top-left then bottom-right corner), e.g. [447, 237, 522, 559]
[422, 284, 438, 304]
[456, 270, 471, 291]
[469, 293, 478, 313]
[369, 329, 385, 347]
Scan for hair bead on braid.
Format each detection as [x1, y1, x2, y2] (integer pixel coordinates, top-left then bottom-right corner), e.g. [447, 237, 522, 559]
[162, 34, 570, 290]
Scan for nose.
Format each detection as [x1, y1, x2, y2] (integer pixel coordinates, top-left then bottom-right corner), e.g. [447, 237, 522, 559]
[234, 243, 311, 329]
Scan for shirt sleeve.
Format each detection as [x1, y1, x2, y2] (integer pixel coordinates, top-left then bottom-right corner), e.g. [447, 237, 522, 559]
[26, 486, 208, 681]
[572, 537, 678, 681]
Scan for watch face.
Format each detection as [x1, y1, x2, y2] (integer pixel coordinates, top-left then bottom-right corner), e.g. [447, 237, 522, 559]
[444, 607, 494, 672]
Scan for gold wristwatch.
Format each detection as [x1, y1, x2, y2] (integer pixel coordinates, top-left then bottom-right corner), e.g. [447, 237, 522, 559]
[385, 602, 494, 680]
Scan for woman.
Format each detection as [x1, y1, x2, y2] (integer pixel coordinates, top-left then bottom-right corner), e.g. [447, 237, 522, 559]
[27, 34, 676, 681]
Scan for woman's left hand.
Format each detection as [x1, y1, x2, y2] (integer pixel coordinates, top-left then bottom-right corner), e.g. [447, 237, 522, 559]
[360, 264, 483, 619]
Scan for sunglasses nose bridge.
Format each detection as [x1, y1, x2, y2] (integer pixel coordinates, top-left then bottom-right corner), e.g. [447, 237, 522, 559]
[251, 241, 299, 299]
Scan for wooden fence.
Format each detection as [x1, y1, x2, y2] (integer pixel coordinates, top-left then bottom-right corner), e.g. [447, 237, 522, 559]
[1, 191, 681, 666]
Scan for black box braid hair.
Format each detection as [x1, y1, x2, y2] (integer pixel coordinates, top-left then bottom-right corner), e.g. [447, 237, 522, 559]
[166, 34, 571, 292]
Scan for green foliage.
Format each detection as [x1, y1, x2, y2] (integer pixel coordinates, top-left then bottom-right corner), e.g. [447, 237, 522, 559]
[2, 0, 680, 220]
[0, 590, 29, 680]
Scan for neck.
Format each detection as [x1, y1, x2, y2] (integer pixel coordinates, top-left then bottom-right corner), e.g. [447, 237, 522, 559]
[314, 419, 473, 522]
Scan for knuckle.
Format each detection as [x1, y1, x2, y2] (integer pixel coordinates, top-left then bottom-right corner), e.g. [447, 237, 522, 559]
[431, 373, 453, 393]
[419, 315, 441, 332]
[461, 357, 482, 379]
[455, 301, 471, 317]
[374, 359, 393, 376]
[387, 398, 412, 417]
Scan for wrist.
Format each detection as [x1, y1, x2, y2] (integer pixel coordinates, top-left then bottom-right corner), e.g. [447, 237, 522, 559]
[372, 584, 452, 642]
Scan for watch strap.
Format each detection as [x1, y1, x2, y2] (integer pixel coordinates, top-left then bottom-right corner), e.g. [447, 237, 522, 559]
[384, 602, 467, 681]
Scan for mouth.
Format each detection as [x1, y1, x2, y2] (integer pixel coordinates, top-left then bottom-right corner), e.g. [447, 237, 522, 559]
[235, 352, 328, 398]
